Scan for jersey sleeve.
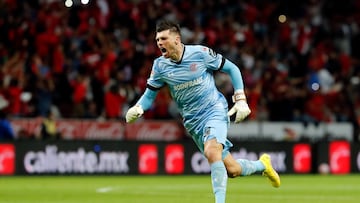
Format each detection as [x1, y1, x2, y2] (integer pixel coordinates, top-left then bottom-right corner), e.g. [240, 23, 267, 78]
[137, 88, 158, 110]
[201, 46, 225, 71]
[201, 46, 244, 91]
[147, 59, 165, 90]
[221, 59, 244, 91]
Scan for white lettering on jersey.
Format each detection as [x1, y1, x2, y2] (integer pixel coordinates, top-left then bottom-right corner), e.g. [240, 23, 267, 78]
[173, 77, 203, 91]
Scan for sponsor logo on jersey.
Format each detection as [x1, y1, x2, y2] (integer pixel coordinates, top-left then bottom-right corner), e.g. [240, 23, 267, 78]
[173, 76, 203, 91]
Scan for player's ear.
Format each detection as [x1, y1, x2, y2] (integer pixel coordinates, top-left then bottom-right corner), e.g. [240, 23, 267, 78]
[175, 35, 181, 44]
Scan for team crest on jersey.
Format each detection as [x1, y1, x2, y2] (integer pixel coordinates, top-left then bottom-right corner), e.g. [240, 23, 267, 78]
[190, 63, 197, 71]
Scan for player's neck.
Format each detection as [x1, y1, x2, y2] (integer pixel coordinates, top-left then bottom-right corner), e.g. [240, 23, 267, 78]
[171, 44, 184, 62]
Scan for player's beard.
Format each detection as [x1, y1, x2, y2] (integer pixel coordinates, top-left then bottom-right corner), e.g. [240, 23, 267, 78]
[167, 46, 180, 61]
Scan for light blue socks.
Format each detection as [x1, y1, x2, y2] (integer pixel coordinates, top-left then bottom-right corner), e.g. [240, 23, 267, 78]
[210, 161, 228, 203]
[236, 159, 265, 176]
[210, 159, 265, 203]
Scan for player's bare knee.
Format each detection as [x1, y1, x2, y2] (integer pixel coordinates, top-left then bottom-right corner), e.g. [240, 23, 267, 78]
[204, 148, 219, 162]
[204, 143, 223, 163]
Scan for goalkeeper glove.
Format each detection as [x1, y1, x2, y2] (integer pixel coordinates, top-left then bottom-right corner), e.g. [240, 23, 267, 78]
[126, 105, 144, 123]
[227, 90, 251, 123]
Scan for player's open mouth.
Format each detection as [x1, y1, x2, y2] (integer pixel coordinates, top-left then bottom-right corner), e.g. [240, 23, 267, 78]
[160, 48, 167, 53]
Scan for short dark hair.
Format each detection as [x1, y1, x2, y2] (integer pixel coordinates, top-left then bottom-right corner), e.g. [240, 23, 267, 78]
[156, 20, 181, 36]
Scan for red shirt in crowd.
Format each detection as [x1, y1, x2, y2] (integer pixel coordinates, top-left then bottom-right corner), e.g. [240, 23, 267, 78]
[104, 89, 126, 119]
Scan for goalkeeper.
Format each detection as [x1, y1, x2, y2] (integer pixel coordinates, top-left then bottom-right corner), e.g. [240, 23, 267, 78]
[126, 20, 280, 203]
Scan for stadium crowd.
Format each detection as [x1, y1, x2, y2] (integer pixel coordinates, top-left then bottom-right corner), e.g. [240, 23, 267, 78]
[0, 0, 360, 139]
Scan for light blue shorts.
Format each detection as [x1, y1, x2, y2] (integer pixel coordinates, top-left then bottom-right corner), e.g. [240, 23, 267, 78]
[191, 119, 233, 160]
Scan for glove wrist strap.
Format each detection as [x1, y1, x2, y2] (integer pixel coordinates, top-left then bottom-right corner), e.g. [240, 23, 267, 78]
[232, 92, 246, 103]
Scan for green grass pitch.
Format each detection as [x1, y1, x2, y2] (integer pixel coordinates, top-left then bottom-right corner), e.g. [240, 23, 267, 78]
[0, 174, 359, 203]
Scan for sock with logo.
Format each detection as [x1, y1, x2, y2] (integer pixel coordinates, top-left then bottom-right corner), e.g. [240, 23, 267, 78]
[236, 159, 265, 176]
[210, 161, 228, 203]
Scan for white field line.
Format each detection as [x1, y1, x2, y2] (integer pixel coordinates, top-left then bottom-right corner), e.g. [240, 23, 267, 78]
[96, 186, 115, 193]
[95, 184, 212, 197]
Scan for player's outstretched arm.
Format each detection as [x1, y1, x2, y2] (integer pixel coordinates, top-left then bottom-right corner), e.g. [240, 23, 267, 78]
[221, 59, 251, 122]
[125, 88, 158, 123]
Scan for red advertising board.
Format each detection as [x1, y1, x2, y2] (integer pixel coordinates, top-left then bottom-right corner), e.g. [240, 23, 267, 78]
[11, 118, 42, 138]
[0, 144, 15, 175]
[125, 121, 184, 141]
[329, 141, 351, 174]
[58, 120, 124, 140]
[11, 119, 125, 140]
[11, 119, 183, 140]
[293, 143, 312, 173]
[165, 144, 184, 174]
[138, 144, 158, 174]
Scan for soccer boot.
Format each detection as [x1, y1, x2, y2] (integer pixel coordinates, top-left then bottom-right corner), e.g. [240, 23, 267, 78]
[260, 153, 281, 188]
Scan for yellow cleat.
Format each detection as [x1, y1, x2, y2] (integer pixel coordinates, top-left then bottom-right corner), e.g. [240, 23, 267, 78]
[260, 153, 281, 188]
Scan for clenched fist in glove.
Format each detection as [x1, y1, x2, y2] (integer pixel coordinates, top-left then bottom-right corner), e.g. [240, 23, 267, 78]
[126, 105, 144, 123]
[227, 90, 251, 123]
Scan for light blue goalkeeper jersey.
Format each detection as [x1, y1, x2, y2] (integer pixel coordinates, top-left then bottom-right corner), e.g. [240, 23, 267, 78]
[147, 45, 229, 133]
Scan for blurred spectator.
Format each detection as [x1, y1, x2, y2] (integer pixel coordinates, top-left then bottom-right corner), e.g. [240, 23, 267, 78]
[5, 78, 22, 117]
[104, 83, 126, 119]
[35, 77, 55, 117]
[303, 90, 331, 123]
[83, 100, 100, 119]
[148, 87, 173, 120]
[0, 111, 15, 140]
[39, 109, 61, 140]
[0, 95, 15, 140]
[70, 74, 90, 117]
